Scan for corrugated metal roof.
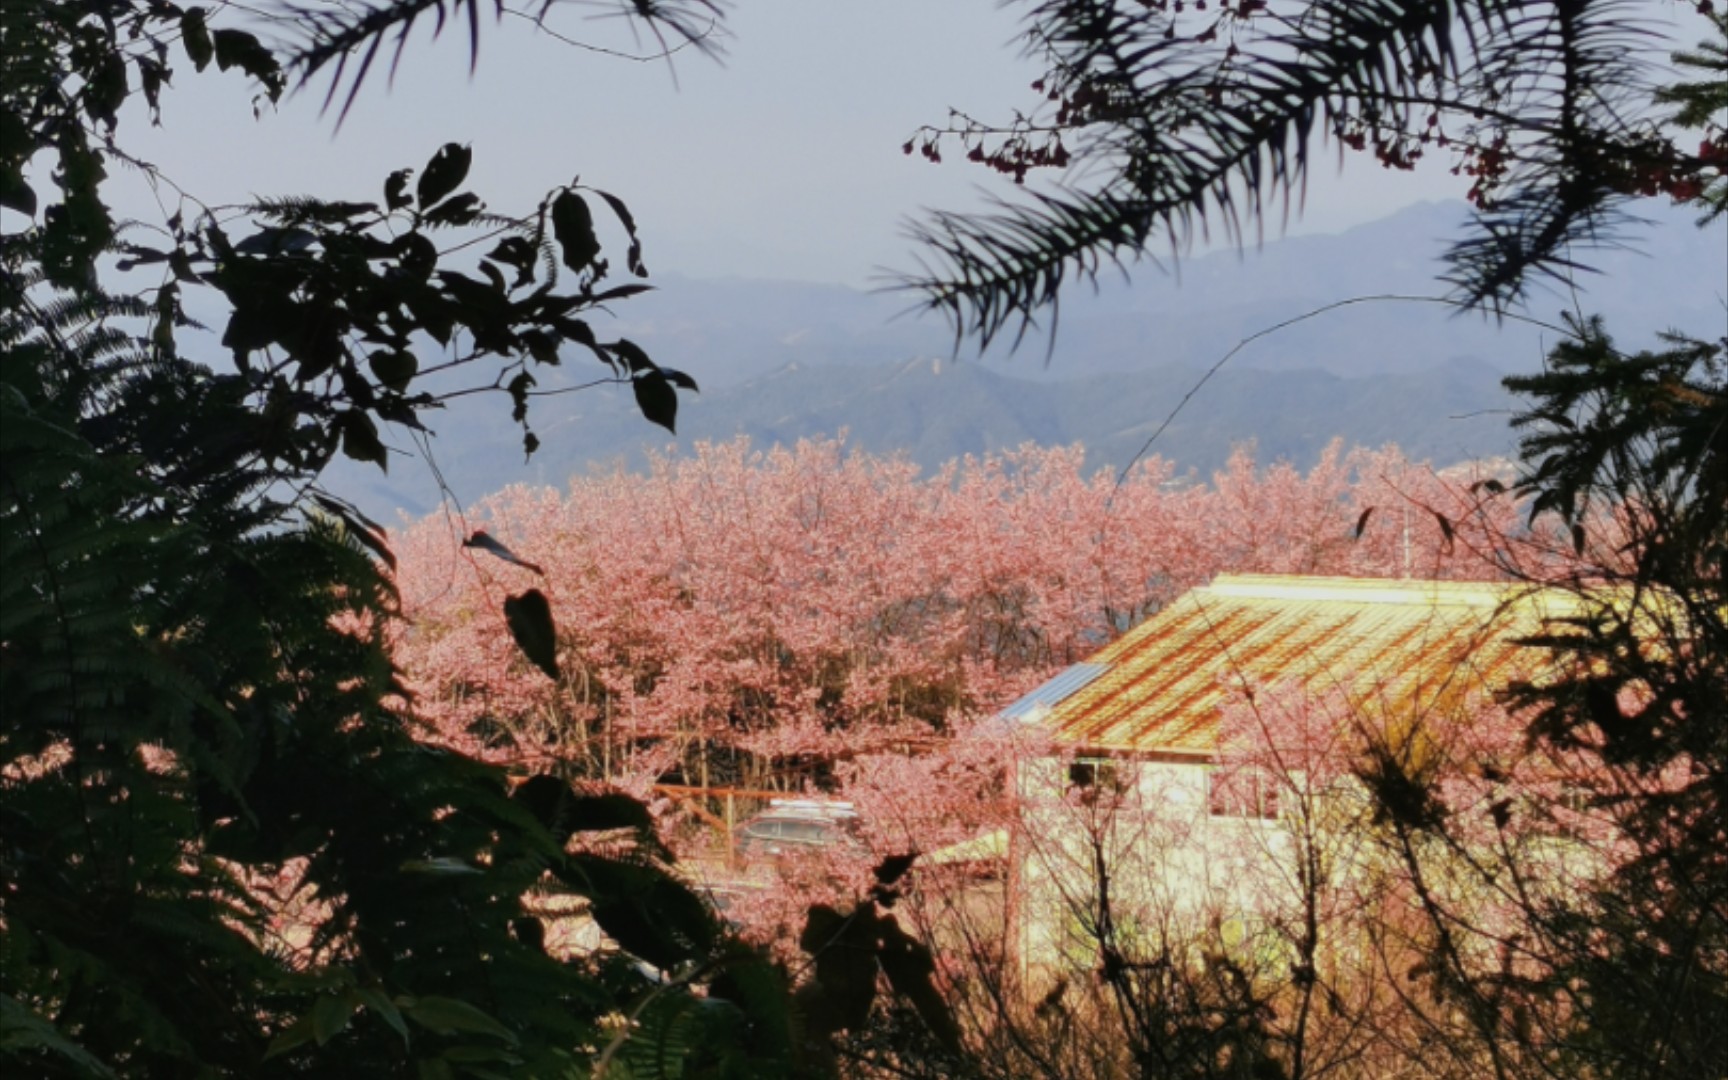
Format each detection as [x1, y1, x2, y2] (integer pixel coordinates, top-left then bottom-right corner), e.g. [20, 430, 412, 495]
[1035, 574, 1583, 755]
[1001, 662, 1111, 722]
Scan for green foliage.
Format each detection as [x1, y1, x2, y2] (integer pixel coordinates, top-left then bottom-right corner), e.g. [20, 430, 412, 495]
[1496, 320, 1727, 1078]
[2, 339, 777, 1075]
[1654, 11, 1728, 222]
[0, 2, 793, 1077]
[2, 2, 695, 481]
[793, 858, 962, 1071]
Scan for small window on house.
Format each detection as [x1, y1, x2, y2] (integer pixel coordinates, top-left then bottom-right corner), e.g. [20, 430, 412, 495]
[1069, 759, 1116, 789]
[1068, 758, 1130, 802]
[1208, 768, 1279, 819]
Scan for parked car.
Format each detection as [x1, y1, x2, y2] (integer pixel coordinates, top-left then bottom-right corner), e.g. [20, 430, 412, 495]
[733, 799, 864, 862]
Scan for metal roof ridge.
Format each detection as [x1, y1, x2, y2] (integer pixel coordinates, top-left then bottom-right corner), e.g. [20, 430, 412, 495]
[1203, 573, 1518, 607]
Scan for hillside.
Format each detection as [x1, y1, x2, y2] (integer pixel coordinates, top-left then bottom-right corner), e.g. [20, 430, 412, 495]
[321, 198, 1724, 519]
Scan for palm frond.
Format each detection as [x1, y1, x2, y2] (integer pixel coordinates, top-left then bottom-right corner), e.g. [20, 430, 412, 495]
[281, 0, 726, 126]
[905, 0, 1708, 346]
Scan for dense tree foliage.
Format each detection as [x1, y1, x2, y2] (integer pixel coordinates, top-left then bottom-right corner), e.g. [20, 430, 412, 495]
[1408, 318, 1727, 1078]
[0, 3, 807, 1077]
[390, 437, 1520, 792]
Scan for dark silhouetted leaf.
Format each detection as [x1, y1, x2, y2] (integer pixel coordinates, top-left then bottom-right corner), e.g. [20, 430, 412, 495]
[1433, 510, 1455, 553]
[707, 956, 795, 1065]
[211, 29, 283, 101]
[486, 235, 538, 287]
[116, 246, 173, 272]
[384, 168, 413, 211]
[507, 371, 534, 422]
[589, 283, 653, 304]
[403, 997, 518, 1044]
[633, 370, 678, 434]
[462, 530, 544, 575]
[182, 7, 214, 71]
[402, 288, 453, 345]
[596, 188, 646, 275]
[354, 989, 409, 1046]
[874, 852, 918, 888]
[368, 349, 417, 393]
[85, 54, 127, 130]
[222, 297, 286, 355]
[870, 851, 918, 907]
[138, 56, 167, 117]
[503, 588, 559, 680]
[611, 338, 655, 375]
[660, 367, 699, 392]
[422, 191, 482, 226]
[0, 999, 116, 1077]
[551, 190, 599, 273]
[564, 856, 716, 970]
[511, 775, 574, 839]
[264, 1015, 316, 1060]
[312, 493, 397, 570]
[595, 188, 637, 237]
[511, 917, 545, 952]
[339, 411, 388, 471]
[798, 905, 880, 1035]
[417, 143, 471, 210]
[312, 992, 361, 1046]
[1354, 506, 1374, 540]
[474, 259, 507, 296]
[394, 232, 438, 281]
[519, 329, 560, 367]
[877, 920, 961, 1054]
[235, 227, 316, 256]
[0, 171, 35, 218]
[565, 792, 655, 835]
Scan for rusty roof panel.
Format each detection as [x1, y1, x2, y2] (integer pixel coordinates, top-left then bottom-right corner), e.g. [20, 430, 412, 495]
[1030, 574, 1576, 754]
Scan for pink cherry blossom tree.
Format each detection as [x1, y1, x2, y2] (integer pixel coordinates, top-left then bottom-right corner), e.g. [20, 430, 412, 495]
[386, 435, 1519, 855]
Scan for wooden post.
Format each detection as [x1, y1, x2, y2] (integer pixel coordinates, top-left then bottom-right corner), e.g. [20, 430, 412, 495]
[725, 792, 736, 870]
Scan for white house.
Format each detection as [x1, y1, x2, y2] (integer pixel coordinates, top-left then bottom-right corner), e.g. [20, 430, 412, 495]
[997, 573, 1589, 983]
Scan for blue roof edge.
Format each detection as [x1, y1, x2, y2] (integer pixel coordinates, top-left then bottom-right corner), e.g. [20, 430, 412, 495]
[1000, 662, 1111, 722]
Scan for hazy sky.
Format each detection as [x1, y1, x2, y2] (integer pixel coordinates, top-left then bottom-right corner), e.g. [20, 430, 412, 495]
[111, 0, 1541, 289]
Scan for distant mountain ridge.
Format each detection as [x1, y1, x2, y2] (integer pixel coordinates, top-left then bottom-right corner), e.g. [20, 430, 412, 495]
[322, 198, 1725, 519]
[333, 355, 1522, 519]
[607, 198, 1723, 384]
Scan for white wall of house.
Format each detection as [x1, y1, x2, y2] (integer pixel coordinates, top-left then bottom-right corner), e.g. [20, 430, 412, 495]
[1012, 754, 1317, 978]
[1009, 744, 1617, 995]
